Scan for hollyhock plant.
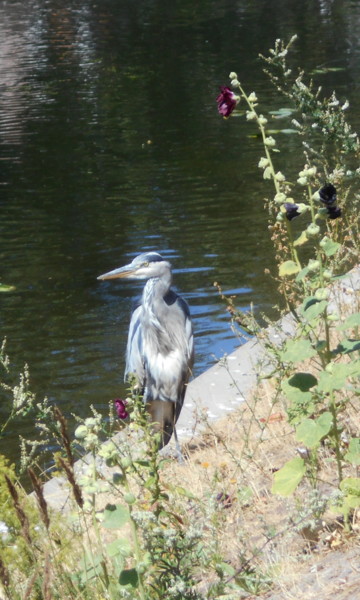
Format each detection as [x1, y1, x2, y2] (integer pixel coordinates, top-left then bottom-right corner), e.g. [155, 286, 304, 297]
[114, 398, 129, 419]
[216, 86, 239, 118]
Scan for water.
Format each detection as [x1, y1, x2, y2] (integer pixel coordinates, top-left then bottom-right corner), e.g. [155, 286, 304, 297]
[1, 0, 360, 466]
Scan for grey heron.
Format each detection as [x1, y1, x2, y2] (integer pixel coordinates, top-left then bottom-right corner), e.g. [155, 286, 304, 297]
[98, 251, 194, 450]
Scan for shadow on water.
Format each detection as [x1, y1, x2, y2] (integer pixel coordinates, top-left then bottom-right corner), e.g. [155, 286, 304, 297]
[1, 0, 360, 467]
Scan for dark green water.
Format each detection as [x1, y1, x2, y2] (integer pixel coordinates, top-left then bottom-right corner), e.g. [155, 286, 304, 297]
[1, 0, 360, 465]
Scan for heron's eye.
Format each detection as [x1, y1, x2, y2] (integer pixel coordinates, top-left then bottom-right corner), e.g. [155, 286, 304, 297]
[142, 261, 149, 268]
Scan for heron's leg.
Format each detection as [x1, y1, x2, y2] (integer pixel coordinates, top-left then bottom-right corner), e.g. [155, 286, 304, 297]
[173, 427, 184, 464]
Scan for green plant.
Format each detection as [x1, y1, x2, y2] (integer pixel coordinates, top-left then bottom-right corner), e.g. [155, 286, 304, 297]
[217, 36, 360, 526]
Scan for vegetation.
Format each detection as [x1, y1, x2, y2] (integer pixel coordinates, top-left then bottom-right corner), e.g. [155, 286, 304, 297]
[0, 37, 359, 599]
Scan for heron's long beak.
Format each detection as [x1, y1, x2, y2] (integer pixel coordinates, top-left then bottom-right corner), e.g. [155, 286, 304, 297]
[97, 265, 135, 280]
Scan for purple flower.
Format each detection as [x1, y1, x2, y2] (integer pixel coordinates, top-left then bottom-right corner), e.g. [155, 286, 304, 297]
[284, 202, 301, 221]
[319, 183, 337, 206]
[114, 398, 129, 419]
[216, 86, 238, 118]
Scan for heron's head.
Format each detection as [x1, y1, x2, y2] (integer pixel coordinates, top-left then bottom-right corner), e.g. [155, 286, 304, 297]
[97, 252, 172, 281]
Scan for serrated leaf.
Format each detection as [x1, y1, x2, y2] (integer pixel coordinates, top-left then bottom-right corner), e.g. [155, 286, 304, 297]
[344, 439, 360, 466]
[280, 338, 317, 363]
[279, 260, 300, 277]
[294, 231, 309, 247]
[295, 412, 332, 448]
[272, 457, 306, 496]
[320, 237, 340, 257]
[102, 504, 130, 530]
[119, 568, 139, 587]
[337, 313, 360, 331]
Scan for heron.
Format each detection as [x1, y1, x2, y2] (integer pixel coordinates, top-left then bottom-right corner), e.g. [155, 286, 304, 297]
[97, 251, 194, 451]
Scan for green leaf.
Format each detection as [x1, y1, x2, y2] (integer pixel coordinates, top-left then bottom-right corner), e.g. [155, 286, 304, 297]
[337, 313, 360, 331]
[317, 362, 360, 393]
[269, 107, 295, 118]
[333, 339, 360, 355]
[319, 237, 341, 257]
[344, 439, 360, 466]
[295, 412, 332, 448]
[119, 568, 139, 587]
[287, 372, 318, 391]
[293, 231, 309, 247]
[340, 477, 360, 498]
[301, 297, 328, 321]
[102, 504, 130, 530]
[272, 457, 306, 496]
[280, 338, 317, 363]
[106, 537, 132, 558]
[279, 260, 300, 277]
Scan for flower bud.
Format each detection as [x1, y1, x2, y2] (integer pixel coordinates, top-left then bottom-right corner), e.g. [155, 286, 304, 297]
[124, 493, 136, 505]
[248, 91, 258, 102]
[258, 115, 268, 125]
[264, 136, 276, 147]
[229, 71, 238, 80]
[258, 157, 269, 169]
[246, 110, 257, 121]
[306, 223, 320, 238]
[274, 192, 287, 205]
[297, 176, 307, 186]
[74, 425, 88, 440]
[275, 171, 285, 182]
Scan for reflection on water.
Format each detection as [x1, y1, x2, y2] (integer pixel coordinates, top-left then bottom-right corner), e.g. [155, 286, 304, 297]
[1, 0, 360, 465]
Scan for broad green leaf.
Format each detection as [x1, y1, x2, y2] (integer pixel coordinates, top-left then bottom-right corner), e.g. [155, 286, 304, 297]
[317, 361, 360, 393]
[295, 412, 332, 448]
[272, 457, 306, 496]
[280, 338, 317, 363]
[301, 298, 328, 321]
[102, 503, 130, 530]
[337, 313, 360, 331]
[293, 231, 309, 247]
[344, 438, 360, 466]
[279, 260, 300, 277]
[333, 339, 360, 355]
[340, 477, 360, 498]
[287, 372, 318, 391]
[319, 237, 341, 257]
[119, 568, 139, 587]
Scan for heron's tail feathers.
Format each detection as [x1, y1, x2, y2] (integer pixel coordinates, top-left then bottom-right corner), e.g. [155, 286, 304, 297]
[148, 400, 175, 449]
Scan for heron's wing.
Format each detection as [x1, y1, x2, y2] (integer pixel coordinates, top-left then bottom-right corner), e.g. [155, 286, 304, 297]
[124, 305, 145, 386]
[164, 291, 194, 423]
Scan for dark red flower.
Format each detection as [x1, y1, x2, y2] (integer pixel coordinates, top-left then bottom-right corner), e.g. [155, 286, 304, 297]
[319, 183, 337, 206]
[284, 202, 301, 221]
[114, 398, 129, 419]
[216, 86, 238, 118]
[327, 205, 342, 219]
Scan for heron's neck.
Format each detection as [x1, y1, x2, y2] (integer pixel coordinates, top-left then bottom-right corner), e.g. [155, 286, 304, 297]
[142, 271, 172, 318]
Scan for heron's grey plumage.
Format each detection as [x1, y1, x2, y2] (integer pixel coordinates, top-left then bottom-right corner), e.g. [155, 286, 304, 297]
[98, 252, 194, 449]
